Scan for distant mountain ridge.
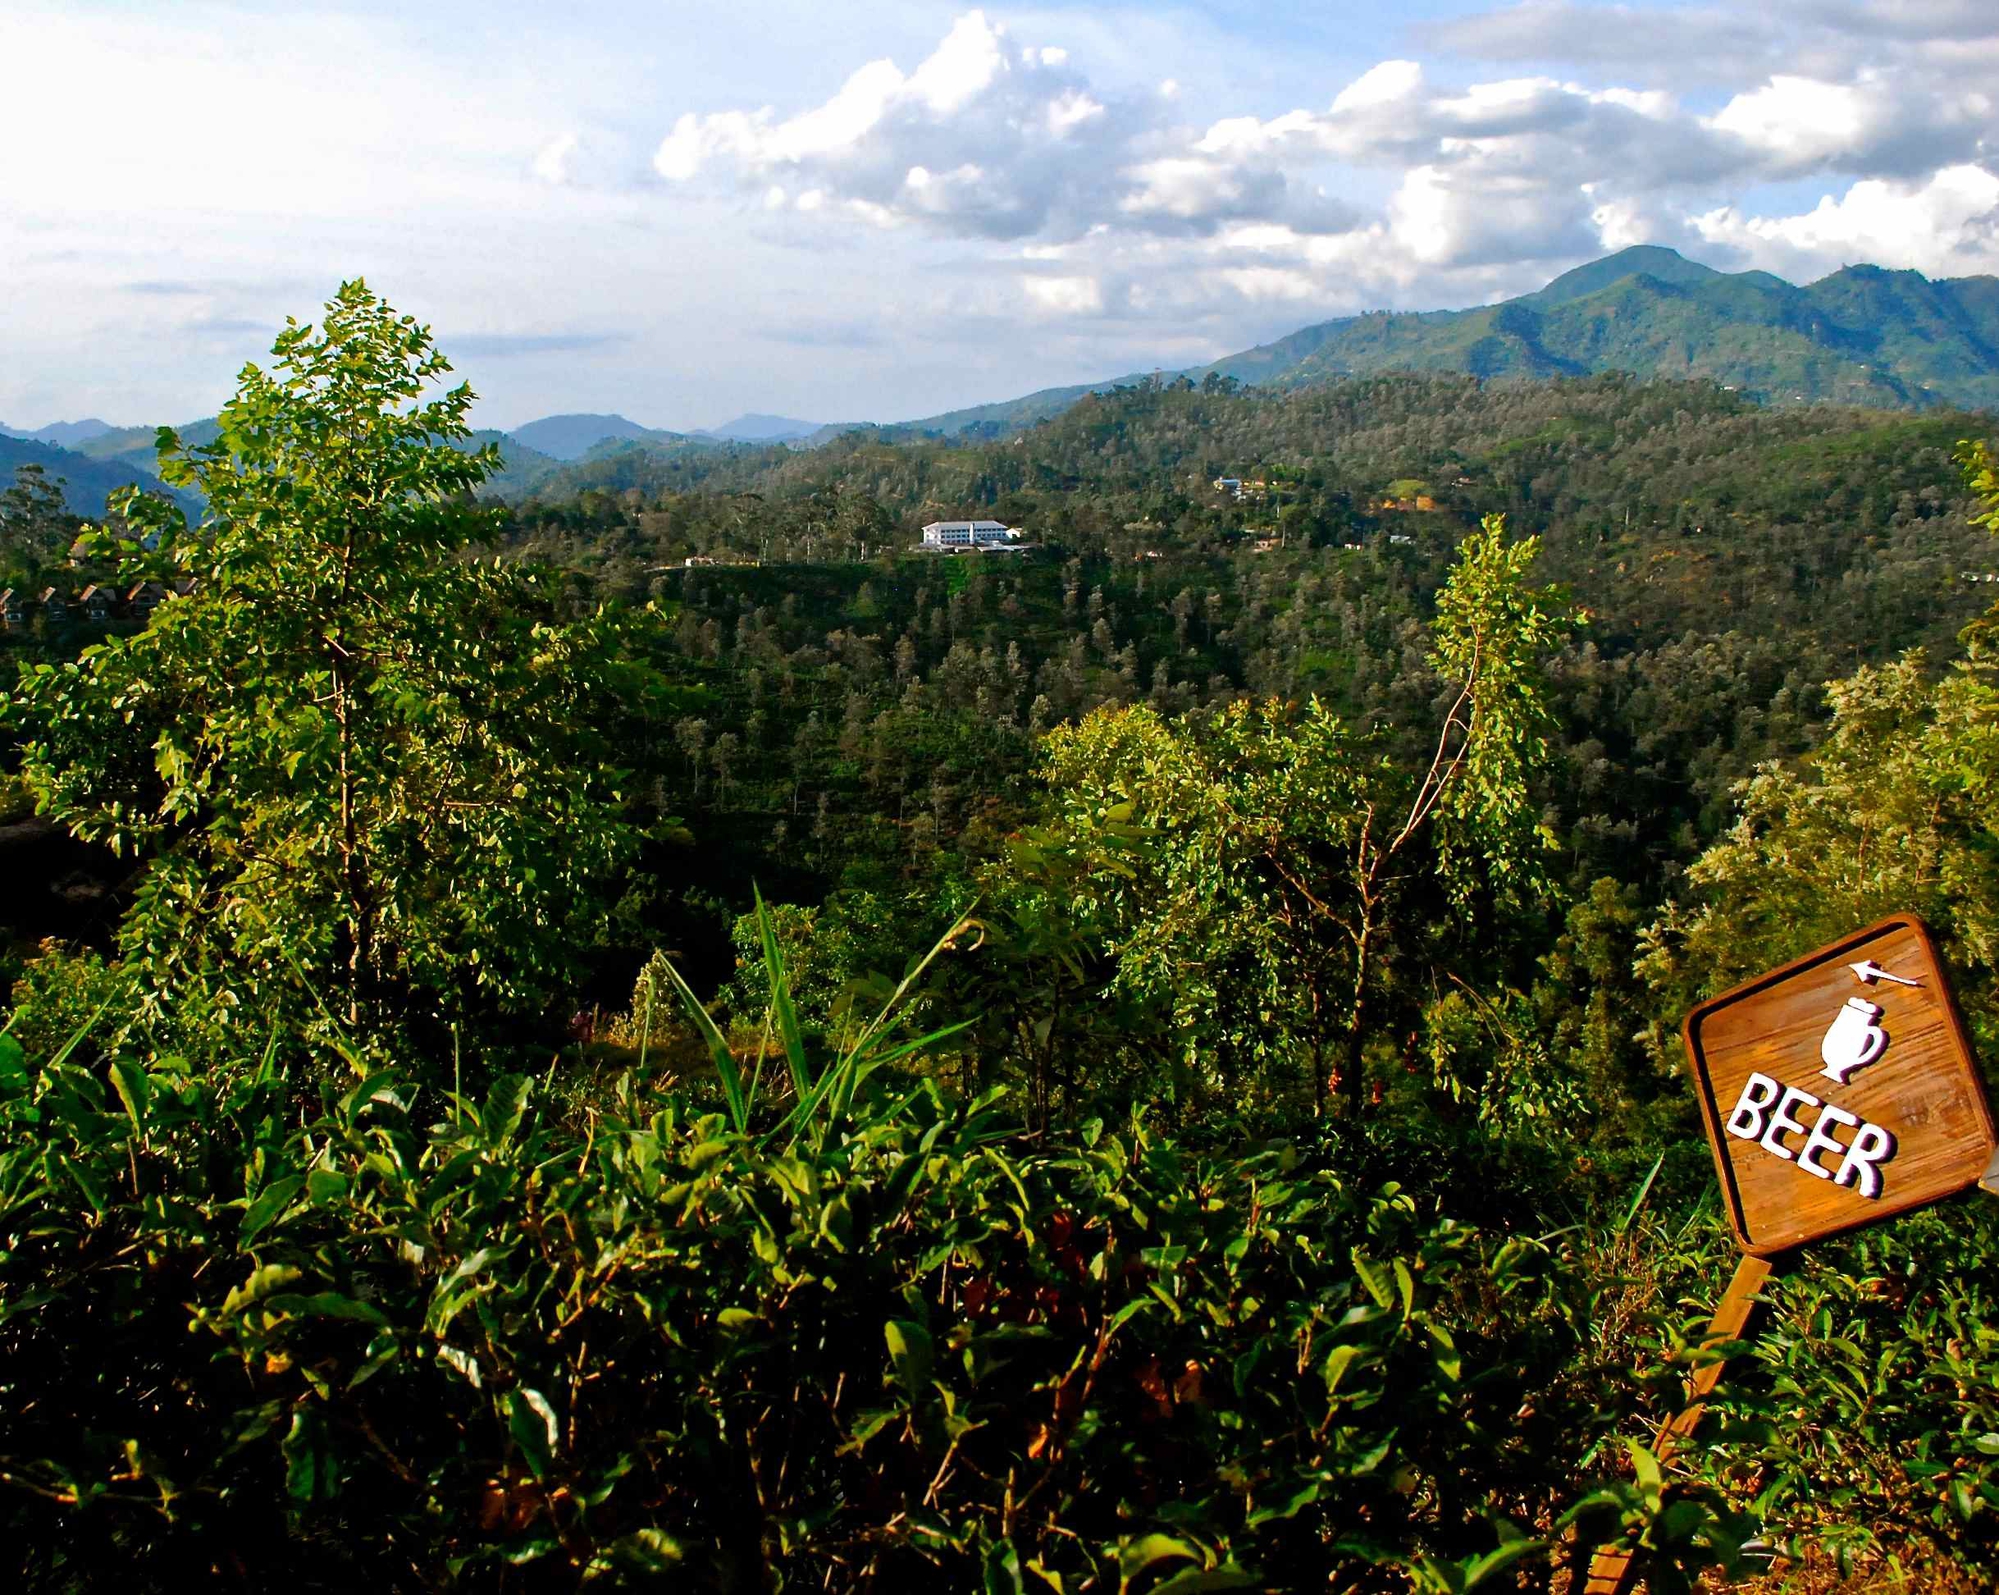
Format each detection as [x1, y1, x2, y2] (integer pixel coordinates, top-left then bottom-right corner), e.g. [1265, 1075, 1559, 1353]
[503, 411, 831, 454]
[886, 247, 1999, 437]
[15, 248, 1995, 487]
[505, 413, 690, 461]
[696, 413, 825, 443]
[0, 434, 200, 519]
[0, 419, 118, 448]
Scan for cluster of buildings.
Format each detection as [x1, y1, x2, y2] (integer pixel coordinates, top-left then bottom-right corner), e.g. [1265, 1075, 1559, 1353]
[1, 580, 187, 628]
[1212, 475, 1273, 502]
[916, 519, 1031, 555]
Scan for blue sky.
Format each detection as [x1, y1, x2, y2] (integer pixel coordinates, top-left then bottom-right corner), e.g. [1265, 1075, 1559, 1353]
[3, 0, 1995, 431]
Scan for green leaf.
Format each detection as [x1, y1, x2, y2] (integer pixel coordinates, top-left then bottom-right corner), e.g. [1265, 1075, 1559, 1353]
[0, 1033, 30, 1093]
[1454, 1534, 1545, 1590]
[1626, 1437, 1664, 1505]
[108, 1056, 150, 1133]
[1247, 1477, 1323, 1527]
[60, 1153, 106, 1214]
[306, 1166, 349, 1205]
[1147, 1569, 1256, 1595]
[756, 887, 814, 1102]
[885, 1318, 934, 1394]
[283, 1408, 338, 1502]
[658, 953, 749, 1134]
[1118, 1534, 1200, 1588]
[1351, 1250, 1393, 1309]
[507, 1387, 559, 1479]
[984, 1539, 1024, 1595]
[223, 1263, 305, 1316]
[268, 1291, 391, 1327]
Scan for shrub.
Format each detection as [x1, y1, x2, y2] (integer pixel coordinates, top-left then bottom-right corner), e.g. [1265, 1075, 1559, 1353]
[0, 1012, 1699, 1592]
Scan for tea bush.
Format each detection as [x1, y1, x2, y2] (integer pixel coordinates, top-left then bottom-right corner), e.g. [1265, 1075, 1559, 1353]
[0, 1015, 1760, 1593]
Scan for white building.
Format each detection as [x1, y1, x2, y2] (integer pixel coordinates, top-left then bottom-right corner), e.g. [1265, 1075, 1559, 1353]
[920, 519, 1022, 550]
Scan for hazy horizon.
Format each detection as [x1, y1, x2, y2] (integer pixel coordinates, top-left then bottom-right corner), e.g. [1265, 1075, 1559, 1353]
[6, 0, 1997, 431]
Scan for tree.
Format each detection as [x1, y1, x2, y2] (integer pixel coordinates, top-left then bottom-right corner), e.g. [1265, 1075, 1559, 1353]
[1639, 641, 1999, 1064]
[8, 282, 642, 1065]
[1640, 440, 1999, 1051]
[1026, 515, 1569, 1114]
[0, 463, 74, 572]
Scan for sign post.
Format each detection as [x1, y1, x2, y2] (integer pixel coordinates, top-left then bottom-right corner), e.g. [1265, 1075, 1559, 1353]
[1583, 913, 1997, 1592]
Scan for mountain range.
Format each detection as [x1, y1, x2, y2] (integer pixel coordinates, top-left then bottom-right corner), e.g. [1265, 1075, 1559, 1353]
[885, 245, 1999, 436]
[506, 412, 831, 461]
[10, 246, 1998, 512]
[0, 432, 202, 519]
[0, 419, 118, 449]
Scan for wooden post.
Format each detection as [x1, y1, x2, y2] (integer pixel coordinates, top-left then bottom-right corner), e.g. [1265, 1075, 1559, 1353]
[1580, 1252, 1777, 1595]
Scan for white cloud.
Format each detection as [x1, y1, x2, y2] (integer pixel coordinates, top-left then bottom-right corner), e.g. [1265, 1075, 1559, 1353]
[533, 133, 583, 186]
[654, 11, 1153, 241]
[1706, 72, 1992, 178]
[9, 1, 1999, 430]
[1022, 275, 1105, 315]
[530, 129, 637, 189]
[1695, 164, 1999, 278]
[1332, 60, 1423, 114]
[638, 6, 1999, 339]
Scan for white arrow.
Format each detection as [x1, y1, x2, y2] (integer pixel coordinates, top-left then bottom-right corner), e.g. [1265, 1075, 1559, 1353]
[1850, 960, 1920, 988]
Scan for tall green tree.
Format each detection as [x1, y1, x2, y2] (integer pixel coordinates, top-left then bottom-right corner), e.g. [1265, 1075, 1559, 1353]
[1026, 514, 1569, 1113]
[7, 282, 642, 1064]
[0, 463, 74, 573]
[1641, 447, 1999, 1054]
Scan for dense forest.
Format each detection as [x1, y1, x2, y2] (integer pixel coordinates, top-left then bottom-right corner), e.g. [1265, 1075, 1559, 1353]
[4, 284, 1999, 1592]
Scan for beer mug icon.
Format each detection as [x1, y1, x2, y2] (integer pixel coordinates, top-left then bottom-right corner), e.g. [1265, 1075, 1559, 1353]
[1820, 997, 1889, 1084]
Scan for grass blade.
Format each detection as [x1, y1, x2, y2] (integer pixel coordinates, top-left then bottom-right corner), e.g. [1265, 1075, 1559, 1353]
[1617, 1151, 1666, 1236]
[755, 887, 813, 1100]
[657, 954, 748, 1134]
[840, 910, 979, 1069]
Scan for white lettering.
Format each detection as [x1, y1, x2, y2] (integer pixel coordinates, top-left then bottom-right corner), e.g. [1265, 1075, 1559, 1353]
[1726, 1072, 1782, 1141]
[1834, 1122, 1897, 1199]
[1759, 1084, 1819, 1161]
[1796, 1102, 1859, 1180]
[1721, 1073, 1899, 1201]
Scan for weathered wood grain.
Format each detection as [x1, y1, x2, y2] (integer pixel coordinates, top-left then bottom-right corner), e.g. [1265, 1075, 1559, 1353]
[1684, 915, 1993, 1255]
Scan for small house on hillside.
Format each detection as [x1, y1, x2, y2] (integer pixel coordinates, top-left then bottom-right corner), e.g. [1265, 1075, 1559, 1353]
[1213, 477, 1244, 499]
[38, 587, 68, 623]
[126, 580, 170, 618]
[0, 589, 25, 627]
[78, 584, 120, 622]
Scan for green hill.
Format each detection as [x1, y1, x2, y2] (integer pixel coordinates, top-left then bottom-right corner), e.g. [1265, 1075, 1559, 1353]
[0, 435, 200, 518]
[50, 417, 560, 503]
[1243, 251, 1999, 410]
[893, 247, 1999, 432]
[507, 413, 698, 461]
[70, 419, 223, 478]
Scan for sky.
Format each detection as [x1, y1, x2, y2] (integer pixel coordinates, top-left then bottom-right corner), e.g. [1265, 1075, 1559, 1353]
[2, 0, 1996, 432]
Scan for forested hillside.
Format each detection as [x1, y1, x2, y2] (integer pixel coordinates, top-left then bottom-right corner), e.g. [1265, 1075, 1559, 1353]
[0, 434, 199, 520]
[865, 246, 1999, 439]
[5, 287, 1999, 1591]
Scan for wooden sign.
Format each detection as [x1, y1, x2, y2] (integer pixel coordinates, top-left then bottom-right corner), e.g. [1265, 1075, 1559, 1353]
[1684, 914, 1996, 1255]
[1587, 914, 1996, 1592]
